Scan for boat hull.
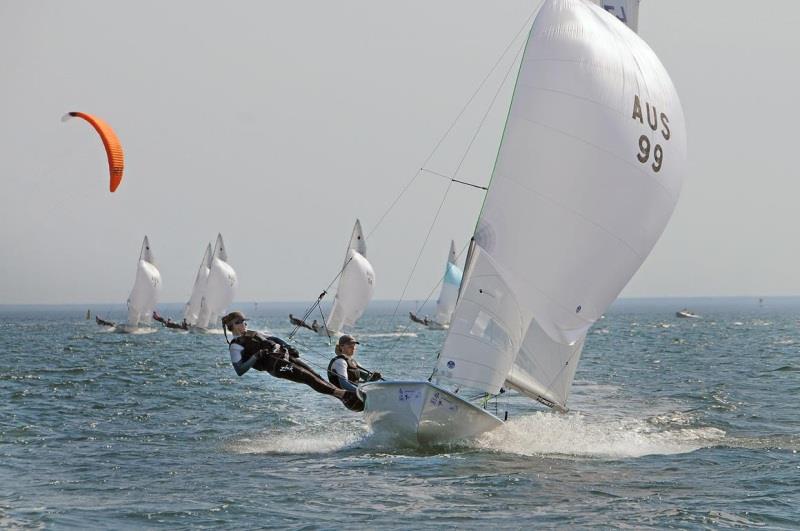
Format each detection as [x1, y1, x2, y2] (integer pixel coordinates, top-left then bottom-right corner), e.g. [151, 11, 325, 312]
[361, 381, 503, 445]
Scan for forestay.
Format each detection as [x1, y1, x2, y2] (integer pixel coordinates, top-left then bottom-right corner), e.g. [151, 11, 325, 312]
[325, 220, 375, 335]
[126, 236, 161, 327]
[435, 0, 687, 410]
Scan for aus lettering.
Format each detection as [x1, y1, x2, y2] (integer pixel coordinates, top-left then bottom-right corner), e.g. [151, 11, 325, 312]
[632, 94, 670, 173]
[631, 94, 670, 140]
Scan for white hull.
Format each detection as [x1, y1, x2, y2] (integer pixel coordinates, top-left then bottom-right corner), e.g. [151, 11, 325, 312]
[361, 381, 503, 445]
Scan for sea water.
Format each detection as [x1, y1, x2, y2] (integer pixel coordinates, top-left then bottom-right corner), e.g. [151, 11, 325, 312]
[1, 298, 798, 529]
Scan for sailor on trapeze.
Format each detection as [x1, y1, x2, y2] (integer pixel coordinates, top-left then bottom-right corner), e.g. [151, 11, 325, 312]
[288, 314, 321, 333]
[95, 316, 116, 327]
[223, 311, 361, 409]
[152, 311, 189, 330]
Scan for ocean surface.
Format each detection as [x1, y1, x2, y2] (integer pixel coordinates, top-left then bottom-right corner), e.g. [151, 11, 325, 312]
[1, 298, 798, 529]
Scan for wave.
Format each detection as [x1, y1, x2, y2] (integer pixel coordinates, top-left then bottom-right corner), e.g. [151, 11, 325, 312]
[227, 427, 365, 455]
[471, 411, 725, 459]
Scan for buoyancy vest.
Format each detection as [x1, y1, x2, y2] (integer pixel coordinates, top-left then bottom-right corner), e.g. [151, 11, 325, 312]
[327, 354, 361, 388]
[232, 331, 283, 372]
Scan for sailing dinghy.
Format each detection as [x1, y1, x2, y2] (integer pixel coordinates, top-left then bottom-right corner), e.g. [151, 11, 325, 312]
[363, 0, 687, 444]
[195, 234, 238, 330]
[409, 240, 463, 330]
[183, 243, 213, 327]
[118, 236, 162, 332]
[320, 219, 376, 336]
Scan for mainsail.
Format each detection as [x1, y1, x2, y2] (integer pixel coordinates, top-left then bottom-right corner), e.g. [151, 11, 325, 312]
[435, 0, 686, 411]
[196, 234, 238, 329]
[126, 236, 161, 327]
[433, 240, 463, 327]
[325, 219, 375, 335]
[183, 243, 213, 325]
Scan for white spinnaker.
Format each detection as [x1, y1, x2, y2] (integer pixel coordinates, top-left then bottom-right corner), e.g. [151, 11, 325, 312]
[326, 250, 376, 334]
[183, 243, 212, 325]
[196, 234, 238, 328]
[325, 220, 375, 334]
[593, 0, 641, 32]
[434, 240, 463, 326]
[436, 0, 686, 406]
[126, 236, 161, 327]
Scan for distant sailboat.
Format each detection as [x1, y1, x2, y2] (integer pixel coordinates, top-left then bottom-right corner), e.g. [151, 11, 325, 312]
[362, 0, 687, 444]
[120, 236, 161, 331]
[409, 240, 463, 330]
[195, 234, 238, 330]
[322, 219, 375, 336]
[183, 243, 213, 326]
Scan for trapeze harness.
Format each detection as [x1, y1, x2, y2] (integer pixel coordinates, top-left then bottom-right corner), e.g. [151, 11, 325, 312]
[327, 355, 363, 390]
[229, 331, 342, 397]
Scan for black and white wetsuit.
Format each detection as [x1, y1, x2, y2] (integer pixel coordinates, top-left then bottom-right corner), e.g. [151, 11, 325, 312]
[229, 331, 341, 396]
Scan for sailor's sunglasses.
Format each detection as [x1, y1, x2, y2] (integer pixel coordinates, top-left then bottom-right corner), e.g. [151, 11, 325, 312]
[234, 319, 245, 325]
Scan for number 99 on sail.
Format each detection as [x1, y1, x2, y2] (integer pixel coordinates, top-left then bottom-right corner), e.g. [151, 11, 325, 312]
[637, 135, 663, 173]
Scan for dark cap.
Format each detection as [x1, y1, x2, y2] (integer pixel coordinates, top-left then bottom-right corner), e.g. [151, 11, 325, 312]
[221, 311, 247, 328]
[337, 334, 359, 346]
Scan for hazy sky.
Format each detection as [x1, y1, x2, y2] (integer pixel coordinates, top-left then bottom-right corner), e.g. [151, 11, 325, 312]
[1, 1, 799, 305]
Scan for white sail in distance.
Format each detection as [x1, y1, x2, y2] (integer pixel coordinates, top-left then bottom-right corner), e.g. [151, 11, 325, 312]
[433, 240, 463, 327]
[126, 236, 161, 327]
[435, 0, 687, 409]
[196, 234, 238, 329]
[325, 219, 375, 335]
[593, 0, 641, 32]
[183, 243, 213, 325]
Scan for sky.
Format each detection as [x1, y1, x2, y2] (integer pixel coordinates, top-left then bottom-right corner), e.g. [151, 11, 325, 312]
[1, 1, 799, 305]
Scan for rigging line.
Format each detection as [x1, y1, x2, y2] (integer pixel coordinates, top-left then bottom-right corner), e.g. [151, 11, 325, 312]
[381, 26, 528, 339]
[420, 168, 489, 190]
[450, 24, 530, 181]
[291, 253, 355, 340]
[386, 180, 454, 331]
[318, 299, 333, 345]
[391, 240, 471, 360]
[287, 290, 325, 340]
[364, 8, 537, 243]
[281, 337, 331, 373]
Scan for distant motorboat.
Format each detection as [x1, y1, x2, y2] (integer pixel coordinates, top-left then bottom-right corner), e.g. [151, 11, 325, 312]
[676, 309, 701, 319]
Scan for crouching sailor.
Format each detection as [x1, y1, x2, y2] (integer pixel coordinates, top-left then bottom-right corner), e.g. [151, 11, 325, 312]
[327, 335, 381, 412]
[222, 311, 361, 408]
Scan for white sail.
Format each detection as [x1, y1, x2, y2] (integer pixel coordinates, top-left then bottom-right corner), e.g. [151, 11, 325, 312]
[433, 240, 462, 327]
[435, 0, 687, 409]
[325, 220, 375, 335]
[126, 236, 161, 327]
[592, 0, 641, 32]
[183, 243, 213, 325]
[196, 234, 238, 329]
